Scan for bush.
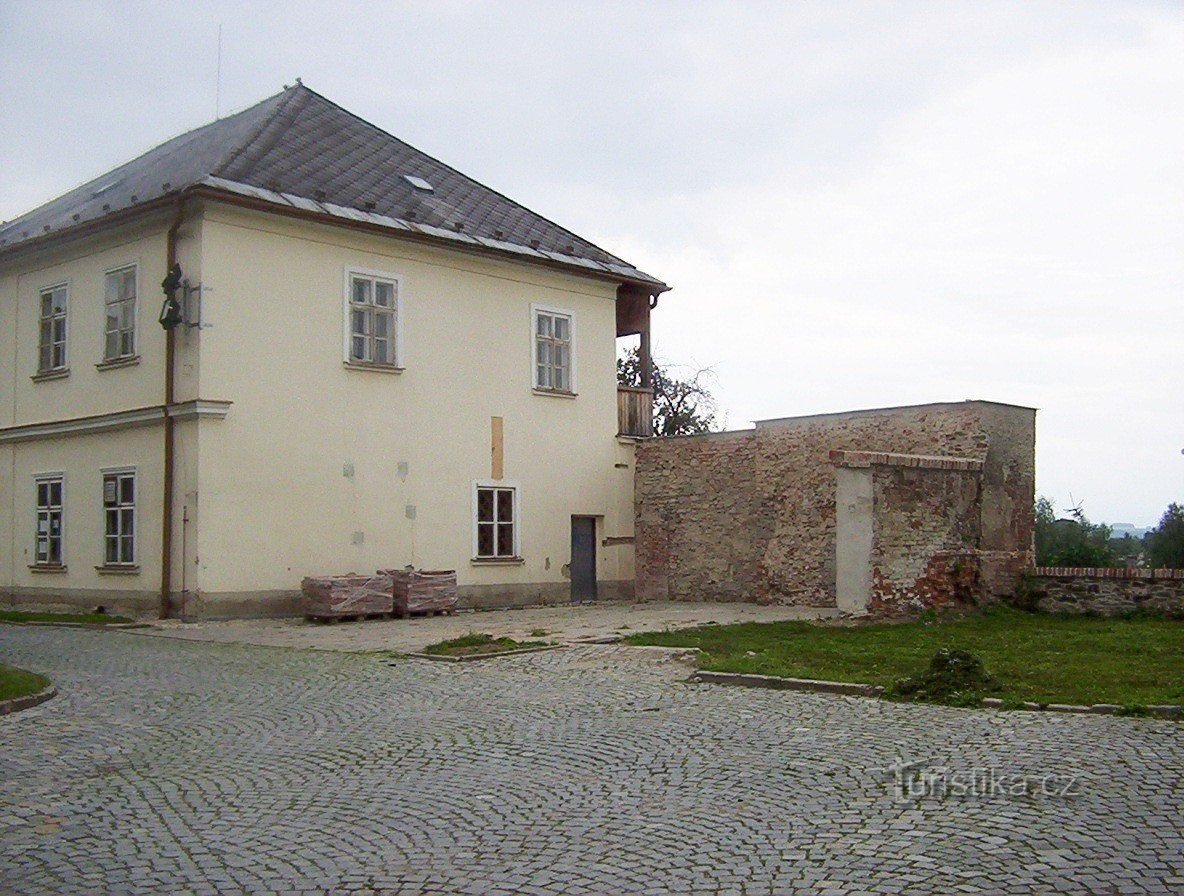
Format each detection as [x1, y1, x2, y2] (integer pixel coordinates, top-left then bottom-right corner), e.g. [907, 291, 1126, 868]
[888, 648, 999, 706]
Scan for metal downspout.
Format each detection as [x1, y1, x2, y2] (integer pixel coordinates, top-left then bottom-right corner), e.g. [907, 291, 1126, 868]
[160, 198, 185, 619]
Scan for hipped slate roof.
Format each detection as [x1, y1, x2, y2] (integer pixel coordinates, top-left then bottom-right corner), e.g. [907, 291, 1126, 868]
[0, 84, 666, 290]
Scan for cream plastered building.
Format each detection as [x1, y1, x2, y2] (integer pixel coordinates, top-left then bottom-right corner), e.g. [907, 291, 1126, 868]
[0, 84, 666, 618]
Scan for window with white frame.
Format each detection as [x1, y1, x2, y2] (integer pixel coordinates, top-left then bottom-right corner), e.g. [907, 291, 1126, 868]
[346, 271, 399, 366]
[38, 284, 68, 373]
[532, 306, 573, 392]
[104, 265, 136, 360]
[34, 476, 64, 566]
[475, 485, 518, 559]
[102, 470, 136, 566]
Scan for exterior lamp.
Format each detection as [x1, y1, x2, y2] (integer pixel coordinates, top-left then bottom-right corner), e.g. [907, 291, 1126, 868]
[159, 263, 184, 330]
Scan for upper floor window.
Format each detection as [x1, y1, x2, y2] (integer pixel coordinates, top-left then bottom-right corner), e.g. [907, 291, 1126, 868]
[532, 305, 574, 393]
[102, 469, 136, 566]
[34, 475, 64, 566]
[38, 284, 68, 373]
[345, 270, 400, 368]
[104, 265, 137, 360]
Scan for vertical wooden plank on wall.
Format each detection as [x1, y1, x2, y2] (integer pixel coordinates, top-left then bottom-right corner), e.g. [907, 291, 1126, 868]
[491, 416, 504, 480]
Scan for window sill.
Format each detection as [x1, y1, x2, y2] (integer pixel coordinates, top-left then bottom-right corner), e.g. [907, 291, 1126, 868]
[343, 361, 404, 375]
[470, 557, 526, 566]
[531, 387, 577, 399]
[31, 369, 69, 383]
[28, 564, 67, 574]
[96, 565, 140, 575]
[96, 355, 141, 371]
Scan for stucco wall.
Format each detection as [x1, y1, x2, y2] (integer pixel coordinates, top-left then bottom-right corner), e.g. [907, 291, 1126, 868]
[2, 201, 640, 617]
[635, 401, 1035, 611]
[189, 204, 636, 615]
[0, 214, 203, 615]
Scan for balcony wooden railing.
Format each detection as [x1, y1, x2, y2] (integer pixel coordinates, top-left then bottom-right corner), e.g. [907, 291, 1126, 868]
[617, 386, 654, 438]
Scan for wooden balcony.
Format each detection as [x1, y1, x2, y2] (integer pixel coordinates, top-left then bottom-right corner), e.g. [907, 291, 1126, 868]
[617, 386, 654, 438]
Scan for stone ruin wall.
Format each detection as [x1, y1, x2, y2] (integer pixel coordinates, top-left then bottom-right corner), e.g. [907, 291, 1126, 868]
[634, 401, 1035, 613]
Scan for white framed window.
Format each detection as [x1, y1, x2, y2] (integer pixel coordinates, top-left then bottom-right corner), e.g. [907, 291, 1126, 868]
[103, 264, 137, 360]
[472, 481, 520, 559]
[344, 268, 402, 368]
[38, 283, 69, 373]
[102, 469, 136, 566]
[531, 304, 575, 393]
[34, 475, 64, 566]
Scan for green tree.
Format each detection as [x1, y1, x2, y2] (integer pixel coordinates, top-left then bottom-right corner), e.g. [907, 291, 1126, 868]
[617, 348, 719, 437]
[1145, 502, 1184, 569]
[1033, 496, 1115, 568]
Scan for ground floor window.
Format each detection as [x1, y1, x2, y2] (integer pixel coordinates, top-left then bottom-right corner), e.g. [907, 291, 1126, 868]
[34, 476, 64, 565]
[103, 470, 136, 565]
[475, 485, 517, 558]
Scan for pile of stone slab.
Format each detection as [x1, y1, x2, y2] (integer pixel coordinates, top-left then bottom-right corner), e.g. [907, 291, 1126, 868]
[385, 568, 459, 617]
[301, 573, 394, 620]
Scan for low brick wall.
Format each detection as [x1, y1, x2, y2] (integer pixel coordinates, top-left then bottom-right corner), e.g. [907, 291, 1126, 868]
[1027, 567, 1184, 617]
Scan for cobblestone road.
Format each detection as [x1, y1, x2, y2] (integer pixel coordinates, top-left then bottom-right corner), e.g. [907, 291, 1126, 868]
[1, 626, 1181, 895]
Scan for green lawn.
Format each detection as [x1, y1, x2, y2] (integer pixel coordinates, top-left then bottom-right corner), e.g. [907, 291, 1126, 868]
[0, 609, 134, 625]
[628, 607, 1184, 708]
[421, 632, 551, 657]
[0, 663, 50, 702]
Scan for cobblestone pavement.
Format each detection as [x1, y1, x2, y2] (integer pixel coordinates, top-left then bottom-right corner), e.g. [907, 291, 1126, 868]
[1, 627, 1182, 895]
[137, 601, 839, 654]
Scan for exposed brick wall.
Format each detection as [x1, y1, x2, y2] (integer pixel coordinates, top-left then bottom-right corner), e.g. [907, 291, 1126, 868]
[634, 431, 769, 602]
[635, 401, 1035, 611]
[1026, 567, 1184, 617]
[869, 464, 982, 615]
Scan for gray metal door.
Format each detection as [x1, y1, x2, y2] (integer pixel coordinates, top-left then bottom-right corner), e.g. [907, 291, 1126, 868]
[570, 516, 598, 602]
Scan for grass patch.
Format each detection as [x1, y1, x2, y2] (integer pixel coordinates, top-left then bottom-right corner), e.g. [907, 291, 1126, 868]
[0, 663, 50, 702]
[627, 606, 1184, 708]
[0, 609, 134, 625]
[421, 632, 551, 657]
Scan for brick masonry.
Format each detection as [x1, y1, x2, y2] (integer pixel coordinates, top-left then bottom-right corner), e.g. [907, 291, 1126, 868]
[1026, 567, 1184, 617]
[635, 400, 1035, 613]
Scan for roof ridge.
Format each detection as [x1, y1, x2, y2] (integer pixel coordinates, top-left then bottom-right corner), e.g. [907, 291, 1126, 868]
[290, 83, 637, 269]
[211, 84, 302, 178]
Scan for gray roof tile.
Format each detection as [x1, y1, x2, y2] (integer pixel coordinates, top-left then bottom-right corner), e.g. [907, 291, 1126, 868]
[0, 84, 666, 289]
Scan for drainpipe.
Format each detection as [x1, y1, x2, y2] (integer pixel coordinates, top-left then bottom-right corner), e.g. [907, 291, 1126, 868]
[160, 197, 185, 619]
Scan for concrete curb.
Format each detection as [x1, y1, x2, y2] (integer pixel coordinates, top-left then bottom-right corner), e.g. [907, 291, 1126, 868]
[690, 670, 884, 697]
[981, 698, 1181, 719]
[0, 684, 57, 716]
[404, 644, 565, 663]
[1, 620, 150, 630]
[691, 672, 1181, 719]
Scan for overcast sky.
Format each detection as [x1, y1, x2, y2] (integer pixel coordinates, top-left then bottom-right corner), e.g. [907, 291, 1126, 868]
[2, 1, 1181, 526]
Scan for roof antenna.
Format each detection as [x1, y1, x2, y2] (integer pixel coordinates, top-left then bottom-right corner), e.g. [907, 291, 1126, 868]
[215, 23, 223, 119]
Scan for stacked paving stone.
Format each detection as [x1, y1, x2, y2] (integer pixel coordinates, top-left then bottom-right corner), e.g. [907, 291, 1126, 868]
[385, 568, 458, 616]
[300, 574, 394, 619]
